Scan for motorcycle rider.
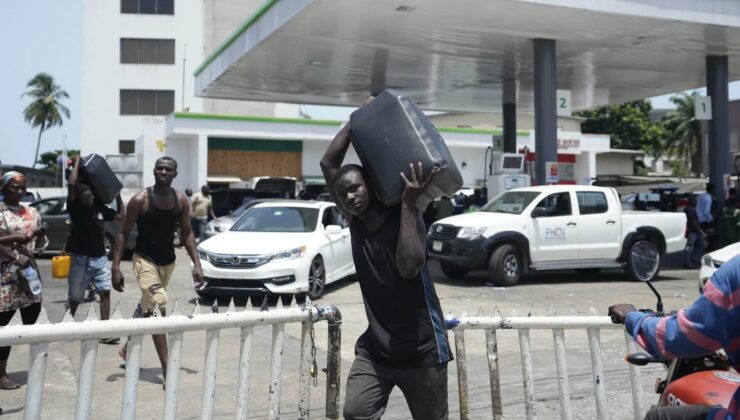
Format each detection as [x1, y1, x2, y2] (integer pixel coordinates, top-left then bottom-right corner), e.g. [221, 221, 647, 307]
[609, 255, 739, 420]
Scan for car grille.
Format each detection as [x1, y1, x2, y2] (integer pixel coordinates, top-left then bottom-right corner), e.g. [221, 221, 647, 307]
[428, 224, 460, 240]
[204, 278, 267, 289]
[207, 254, 269, 269]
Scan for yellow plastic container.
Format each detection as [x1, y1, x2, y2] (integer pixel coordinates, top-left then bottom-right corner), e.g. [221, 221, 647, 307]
[52, 255, 71, 279]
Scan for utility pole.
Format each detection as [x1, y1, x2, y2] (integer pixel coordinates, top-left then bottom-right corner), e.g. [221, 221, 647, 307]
[182, 42, 187, 110]
[61, 134, 67, 190]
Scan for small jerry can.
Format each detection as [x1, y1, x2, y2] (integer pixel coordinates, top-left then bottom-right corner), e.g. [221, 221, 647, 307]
[52, 255, 71, 279]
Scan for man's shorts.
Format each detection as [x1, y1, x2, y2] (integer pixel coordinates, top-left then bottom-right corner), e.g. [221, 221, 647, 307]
[132, 253, 175, 315]
[68, 255, 112, 302]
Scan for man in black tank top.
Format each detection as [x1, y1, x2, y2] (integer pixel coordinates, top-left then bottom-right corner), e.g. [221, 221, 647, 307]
[321, 123, 452, 420]
[111, 156, 204, 384]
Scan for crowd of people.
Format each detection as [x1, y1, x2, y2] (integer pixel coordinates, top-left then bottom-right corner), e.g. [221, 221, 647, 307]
[0, 143, 738, 419]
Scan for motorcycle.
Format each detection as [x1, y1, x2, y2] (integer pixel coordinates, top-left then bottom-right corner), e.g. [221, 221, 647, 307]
[610, 256, 740, 410]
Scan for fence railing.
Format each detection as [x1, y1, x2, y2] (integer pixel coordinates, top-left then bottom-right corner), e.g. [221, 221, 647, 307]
[0, 299, 342, 420]
[447, 314, 646, 420]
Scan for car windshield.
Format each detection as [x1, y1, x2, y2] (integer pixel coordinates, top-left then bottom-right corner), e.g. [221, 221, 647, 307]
[231, 202, 254, 218]
[480, 191, 540, 215]
[231, 206, 318, 232]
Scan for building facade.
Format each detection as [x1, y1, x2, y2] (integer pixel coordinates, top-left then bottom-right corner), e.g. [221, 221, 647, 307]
[79, 0, 298, 178]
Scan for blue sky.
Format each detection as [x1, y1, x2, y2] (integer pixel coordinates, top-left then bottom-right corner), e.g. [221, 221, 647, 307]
[0, 0, 82, 168]
[2, 1, 740, 166]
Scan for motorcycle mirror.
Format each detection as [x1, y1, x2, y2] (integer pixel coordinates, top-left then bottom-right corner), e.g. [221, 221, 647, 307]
[625, 352, 654, 366]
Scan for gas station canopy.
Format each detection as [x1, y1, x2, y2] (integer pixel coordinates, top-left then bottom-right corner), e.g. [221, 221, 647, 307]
[194, 0, 740, 113]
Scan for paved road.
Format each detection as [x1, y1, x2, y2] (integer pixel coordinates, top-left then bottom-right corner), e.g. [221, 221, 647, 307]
[0, 250, 700, 419]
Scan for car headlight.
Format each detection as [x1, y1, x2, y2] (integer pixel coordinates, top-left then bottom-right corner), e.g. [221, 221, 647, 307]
[702, 255, 713, 267]
[197, 248, 209, 261]
[457, 226, 487, 239]
[269, 246, 306, 262]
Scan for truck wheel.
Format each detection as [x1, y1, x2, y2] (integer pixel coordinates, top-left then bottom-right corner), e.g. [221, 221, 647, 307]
[440, 262, 467, 279]
[576, 268, 601, 277]
[625, 240, 661, 282]
[488, 244, 522, 287]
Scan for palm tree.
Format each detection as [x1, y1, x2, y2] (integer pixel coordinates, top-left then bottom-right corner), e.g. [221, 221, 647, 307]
[660, 93, 702, 176]
[22, 73, 70, 168]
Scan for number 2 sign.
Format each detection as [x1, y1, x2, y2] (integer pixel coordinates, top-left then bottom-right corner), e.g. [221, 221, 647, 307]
[556, 90, 572, 117]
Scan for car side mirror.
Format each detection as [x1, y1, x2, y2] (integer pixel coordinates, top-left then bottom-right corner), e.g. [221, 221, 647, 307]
[531, 207, 548, 218]
[325, 225, 342, 235]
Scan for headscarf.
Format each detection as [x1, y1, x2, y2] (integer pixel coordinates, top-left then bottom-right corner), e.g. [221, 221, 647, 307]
[0, 171, 26, 190]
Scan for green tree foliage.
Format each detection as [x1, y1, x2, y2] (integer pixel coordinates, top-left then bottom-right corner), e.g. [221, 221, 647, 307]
[22, 73, 70, 168]
[660, 93, 702, 176]
[37, 149, 80, 172]
[576, 100, 664, 154]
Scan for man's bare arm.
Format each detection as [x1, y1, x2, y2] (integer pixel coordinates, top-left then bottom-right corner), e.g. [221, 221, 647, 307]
[320, 123, 351, 206]
[178, 194, 204, 288]
[396, 163, 438, 278]
[111, 193, 143, 291]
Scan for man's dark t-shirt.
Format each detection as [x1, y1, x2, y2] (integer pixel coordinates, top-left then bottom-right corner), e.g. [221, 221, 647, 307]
[685, 205, 700, 234]
[67, 199, 117, 257]
[349, 205, 452, 368]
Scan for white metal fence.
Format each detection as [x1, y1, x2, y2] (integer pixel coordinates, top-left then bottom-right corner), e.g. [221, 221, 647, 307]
[447, 314, 646, 420]
[0, 299, 342, 420]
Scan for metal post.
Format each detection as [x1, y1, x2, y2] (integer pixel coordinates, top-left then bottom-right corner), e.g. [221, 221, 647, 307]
[325, 314, 342, 420]
[121, 335, 143, 420]
[553, 329, 572, 420]
[236, 326, 254, 420]
[624, 332, 645, 420]
[201, 329, 220, 420]
[163, 332, 184, 420]
[268, 323, 286, 420]
[75, 339, 98, 420]
[518, 329, 537, 420]
[298, 321, 312, 419]
[485, 329, 503, 419]
[706, 55, 730, 201]
[503, 78, 517, 154]
[587, 329, 608, 420]
[453, 329, 470, 420]
[533, 38, 558, 185]
[24, 342, 49, 420]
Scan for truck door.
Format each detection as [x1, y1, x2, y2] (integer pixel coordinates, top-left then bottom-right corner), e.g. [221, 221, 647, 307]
[529, 191, 579, 262]
[576, 191, 622, 260]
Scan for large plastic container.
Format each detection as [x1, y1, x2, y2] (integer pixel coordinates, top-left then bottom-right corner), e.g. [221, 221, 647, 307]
[80, 154, 123, 204]
[52, 255, 71, 279]
[349, 89, 463, 210]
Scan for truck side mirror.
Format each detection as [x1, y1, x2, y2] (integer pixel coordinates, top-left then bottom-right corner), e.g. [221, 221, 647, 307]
[531, 207, 548, 218]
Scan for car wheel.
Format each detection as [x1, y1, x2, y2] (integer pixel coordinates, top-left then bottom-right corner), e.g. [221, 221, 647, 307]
[625, 240, 662, 282]
[576, 268, 601, 277]
[440, 262, 467, 279]
[308, 256, 326, 300]
[488, 244, 522, 287]
[104, 234, 114, 260]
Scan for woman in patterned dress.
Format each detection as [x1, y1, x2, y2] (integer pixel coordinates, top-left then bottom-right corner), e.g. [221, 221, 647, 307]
[0, 171, 47, 389]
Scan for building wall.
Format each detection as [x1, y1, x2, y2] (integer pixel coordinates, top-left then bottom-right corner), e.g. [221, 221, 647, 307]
[81, 0, 205, 158]
[596, 155, 635, 176]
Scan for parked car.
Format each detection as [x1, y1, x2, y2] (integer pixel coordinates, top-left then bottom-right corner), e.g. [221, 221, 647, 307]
[28, 196, 137, 257]
[427, 185, 687, 286]
[204, 198, 292, 238]
[316, 193, 332, 202]
[196, 201, 354, 299]
[700, 241, 740, 292]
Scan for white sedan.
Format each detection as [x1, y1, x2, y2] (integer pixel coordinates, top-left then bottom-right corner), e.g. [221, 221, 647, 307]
[699, 242, 740, 291]
[196, 201, 355, 299]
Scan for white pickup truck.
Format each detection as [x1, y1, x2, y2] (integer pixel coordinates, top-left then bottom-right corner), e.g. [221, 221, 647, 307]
[427, 185, 687, 286]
